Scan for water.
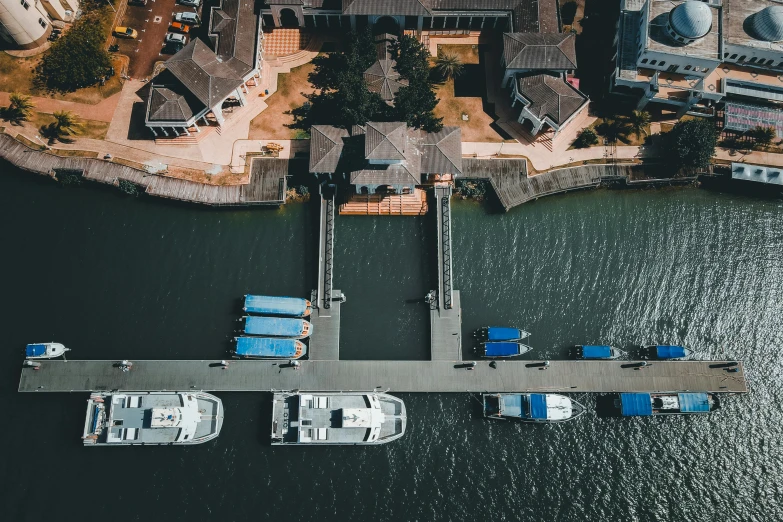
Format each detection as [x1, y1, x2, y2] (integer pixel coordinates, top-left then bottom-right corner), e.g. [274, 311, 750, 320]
[1, 169, 782, 521]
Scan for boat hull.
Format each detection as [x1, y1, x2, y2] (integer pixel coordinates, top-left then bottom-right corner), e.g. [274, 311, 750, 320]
[573, 345, 623, 360]
[25, 342, 69, 359]
[483, 393, 585, 423]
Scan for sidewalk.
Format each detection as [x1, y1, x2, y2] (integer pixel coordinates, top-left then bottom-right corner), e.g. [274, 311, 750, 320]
[462, 141, 643, 171]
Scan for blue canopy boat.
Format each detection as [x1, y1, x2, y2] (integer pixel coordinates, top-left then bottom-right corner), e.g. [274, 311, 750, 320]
[481, 342, 532, 358]
[243, 316, 313, 339]
[475, 326, 530, 342]
[243, 295, 311, 317]
[233, 337, 306, 359]
[617, 392, 720, 416]
[25, 342, 69, 359]
[483, 393, 584, 423]
[574, 345, 624, 360]
[645, 345, 692, 359]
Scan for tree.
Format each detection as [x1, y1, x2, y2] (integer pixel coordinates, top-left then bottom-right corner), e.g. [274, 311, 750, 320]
[749, 126, 776, 147]
[390, 35, 431, 82]
[35, 12, 112, 93]
[662, 118, 717, 171]
[595, 118, 629, 144]
[433, 52, 464, 81]
[626, 110, 651, 138]
[42, 110, 82, 142]
[4, 92, 34, 124]
[574, 128, 598, 148]
[390, 36, 442, 132]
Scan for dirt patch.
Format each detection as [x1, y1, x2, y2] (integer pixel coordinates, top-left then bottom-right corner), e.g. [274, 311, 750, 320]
[165, 165, 248, 185]
[433, 78, 504, 143]
[435, 44, 480, 64]
[249, 62, 317, 140]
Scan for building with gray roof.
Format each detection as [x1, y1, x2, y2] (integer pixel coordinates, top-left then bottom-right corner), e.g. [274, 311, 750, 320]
[510, 74, 588, 136]
[145, 0, 263, 138]
[364, 35, 408, 104]
[502, 33, 577, 86]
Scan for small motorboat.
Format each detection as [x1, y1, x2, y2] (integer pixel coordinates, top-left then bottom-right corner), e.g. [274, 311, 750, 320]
[644, 345, 692, 360]
[573, 345, 625, 360]
[25, 343, 70, 359]
[232, 337, 306, 359]
[475, 326, 530, 342]
[242, 316, 313, 339]
[483, 393, 585, 423]
[479, 342, 532, 358]
[615, 392, 720, 416]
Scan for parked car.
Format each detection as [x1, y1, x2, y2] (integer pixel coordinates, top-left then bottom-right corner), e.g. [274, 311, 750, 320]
[113, 27, 138, 39]
[169, 22, 190, 34]
[177, 0, 201, 6]
[128, 0, 147, 5]
[165, 33, 188, 46]
[174, 12, 200, 25]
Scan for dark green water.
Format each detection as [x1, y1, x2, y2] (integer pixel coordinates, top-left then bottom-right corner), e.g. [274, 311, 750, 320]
[1, 168, 781, 521]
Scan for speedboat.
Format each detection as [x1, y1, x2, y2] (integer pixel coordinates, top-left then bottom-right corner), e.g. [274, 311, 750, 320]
[479, 342, 533, 358]
[232, 337, 306, 359]
[644, 345, 692, 360]
[615, 392, 720, 416]
[271, 392, 407, 445]
[573, 345, 625, 359]
[483, 393, 585, 423]
[25, 342, 69, 359]
[475, 326, 530, 342]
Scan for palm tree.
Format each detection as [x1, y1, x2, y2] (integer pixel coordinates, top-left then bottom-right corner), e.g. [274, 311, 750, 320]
[6, 92, 34, 123]
[751, 126, 776, 147]
[51, 110, 82, 138]
[433, 52, 464, 81]
[596, 118, 629, 144]
[626, 110, 651, 138]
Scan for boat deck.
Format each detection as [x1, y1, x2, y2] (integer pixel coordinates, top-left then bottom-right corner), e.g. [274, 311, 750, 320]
[19, 360, 747, 393]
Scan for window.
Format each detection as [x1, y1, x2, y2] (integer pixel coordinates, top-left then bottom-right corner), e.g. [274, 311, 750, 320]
[38, 18, 46, 28]
[650, 60, 657, 65]
[738, 55, 746, 62]
[658, 61, 666, 67]
[723, 53, 728, 58]
[641, 58, 648, 64]
[20, 0, 29, 9]
[730, 54, 737, 60]
[749, 57, 757, 63]
[684, 65, 692, 70]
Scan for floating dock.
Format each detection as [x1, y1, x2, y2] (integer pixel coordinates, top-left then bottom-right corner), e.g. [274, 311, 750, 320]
[431, 186, 462, 361]
[18, 360, 747, 393]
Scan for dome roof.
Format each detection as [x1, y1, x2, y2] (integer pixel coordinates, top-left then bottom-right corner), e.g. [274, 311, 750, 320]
[668, 1, 713, 40]
[751, 6, 783, 42]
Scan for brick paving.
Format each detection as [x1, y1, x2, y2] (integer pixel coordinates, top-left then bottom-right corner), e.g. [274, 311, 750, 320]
[263, 28, 311, 57]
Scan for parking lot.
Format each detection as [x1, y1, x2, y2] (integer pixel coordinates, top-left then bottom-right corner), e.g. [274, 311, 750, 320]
[115, 0, 202, 79]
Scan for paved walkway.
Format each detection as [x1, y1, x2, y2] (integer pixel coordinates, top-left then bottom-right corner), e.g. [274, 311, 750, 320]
[0, 91, 122, 123]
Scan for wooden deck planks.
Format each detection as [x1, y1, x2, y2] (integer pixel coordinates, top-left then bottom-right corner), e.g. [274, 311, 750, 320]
[18, 359, 748, 394]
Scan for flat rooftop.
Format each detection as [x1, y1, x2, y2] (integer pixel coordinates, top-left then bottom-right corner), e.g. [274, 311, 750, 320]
[646, 0, 721, 60]
[725, 0, 783, 52]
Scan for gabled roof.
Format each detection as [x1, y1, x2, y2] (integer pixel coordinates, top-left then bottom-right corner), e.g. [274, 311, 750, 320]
[210, 0, 259, 78]
[503, 33, 577, 70]
[350, 164, 420, 186]
[164, 39, 244, 108]
[309, 125, 349, 173]
[146, 85, 205, 123]
[516, 74, 587, 126]
[342, 0, 431, 16]
[420, 126, 462, 175]
[365, 121, 408, 160]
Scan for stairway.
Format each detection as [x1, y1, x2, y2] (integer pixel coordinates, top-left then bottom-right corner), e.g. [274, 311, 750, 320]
[339, 189, 429, 216]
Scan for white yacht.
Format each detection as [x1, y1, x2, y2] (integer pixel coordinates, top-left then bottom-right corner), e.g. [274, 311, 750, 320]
[25, 342, 69, 359]
[483, 393, 585, 423]
[82, 392, 223, 446]
[271, 392, 407, 445]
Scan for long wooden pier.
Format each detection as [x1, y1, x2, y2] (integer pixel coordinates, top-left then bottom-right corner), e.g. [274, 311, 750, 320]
[308, 192, 341, 360]
[18, 359, 747, 393]
[431, 185, 462, 360]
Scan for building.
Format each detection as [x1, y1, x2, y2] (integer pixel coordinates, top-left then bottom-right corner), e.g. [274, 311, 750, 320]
[145, 0, 264, 137]
[613, 0, 783, 121]
[0, 0, 79, 49]
[309, 122, 462, 194]
[364, 34, 407, 105]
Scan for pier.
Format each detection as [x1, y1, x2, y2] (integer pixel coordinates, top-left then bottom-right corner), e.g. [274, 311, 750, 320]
[431, 185, 462, 361]
[18, 360, 747, 394]
[309, 191, 341, 361]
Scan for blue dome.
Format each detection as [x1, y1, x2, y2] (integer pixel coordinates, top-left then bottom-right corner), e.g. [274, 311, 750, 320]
[668, 1, 713, 40]
[751, 6, 783, 42]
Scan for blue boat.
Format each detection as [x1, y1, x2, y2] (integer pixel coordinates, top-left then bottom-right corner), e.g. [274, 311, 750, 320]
[483, 393, 585, 423]
[25, 342, 69, 359]
[244, 295, 311, 317]
[243, 316, 313, 339]
[617, 392, 720, 416]
[574, 345, 624, 360]
[233, 337, 306, 359]
[481, 342, 532, 358]
[645, 345, 692, 359]
[475, 326, 530, 342]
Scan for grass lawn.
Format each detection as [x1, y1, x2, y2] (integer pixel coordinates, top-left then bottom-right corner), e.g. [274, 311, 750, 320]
[249, 62, 316, 140]
[435, 44, 480, 64]
[433, 77, 504, 142]
[30, 111, 110, 140]
[0, 6, 124, 104]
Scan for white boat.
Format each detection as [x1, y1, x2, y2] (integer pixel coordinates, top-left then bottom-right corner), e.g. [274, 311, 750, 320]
[483, 393, 585, 423]
[82, 391, 223, 446]
[25, 342, 70, 359]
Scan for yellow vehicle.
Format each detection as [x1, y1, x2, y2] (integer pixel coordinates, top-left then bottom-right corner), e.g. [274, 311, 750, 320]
[113, 27, 138, 39]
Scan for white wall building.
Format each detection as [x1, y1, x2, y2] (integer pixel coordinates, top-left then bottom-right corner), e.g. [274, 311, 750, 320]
[0, 0, 51, 49]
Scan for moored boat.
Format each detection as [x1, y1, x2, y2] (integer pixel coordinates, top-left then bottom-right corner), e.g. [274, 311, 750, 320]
[616, 392, 720, 416]
[483, 393, 585, 423]
[244, 294, 311, 317]
[233, 336, 306, 359]
[82, 391, 223, 446]
[243, 316, 313, 339]
[480, 342, 532, 358]
[25, 342, 70, 359]
[475, 326, 530, 342]
[271, 392, 407, 445]
[644, 345, 692, 360]
[573, 345, 624, 360]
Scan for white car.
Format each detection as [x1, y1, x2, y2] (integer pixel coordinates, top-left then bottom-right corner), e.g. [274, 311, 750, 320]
[174, 12, 200, 24]
[165, 33, 187, 46]
[178, 0, 200, 6]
